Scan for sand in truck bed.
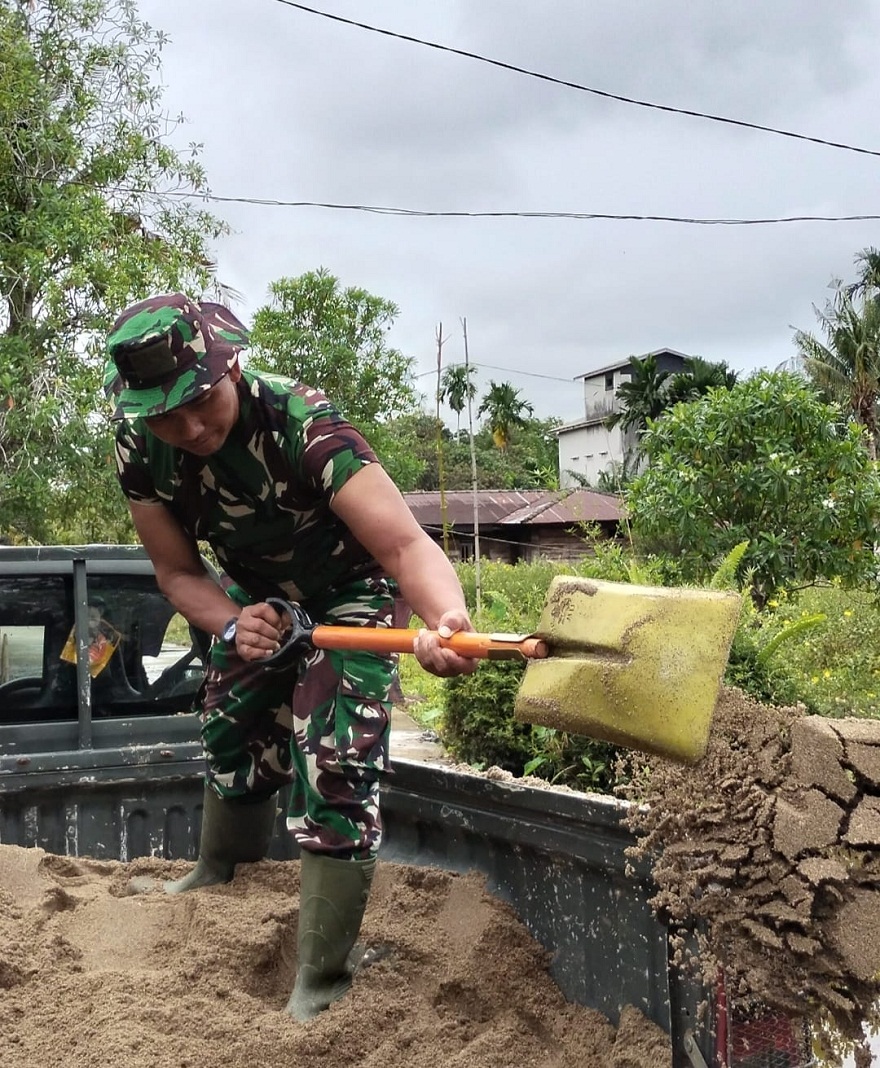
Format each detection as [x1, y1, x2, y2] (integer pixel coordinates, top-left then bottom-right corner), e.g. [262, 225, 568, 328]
[0, 844, 667, 1068]
[3, 684, 880, 1066]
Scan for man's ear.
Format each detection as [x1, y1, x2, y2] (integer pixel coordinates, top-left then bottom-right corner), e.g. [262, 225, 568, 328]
[229, 360, 243, 383]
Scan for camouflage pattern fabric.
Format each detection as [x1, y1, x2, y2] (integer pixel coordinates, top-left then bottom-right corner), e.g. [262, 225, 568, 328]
[103, 292, 250, 420]
[199, 577, 396, 860]
[114, 370, 380, 601]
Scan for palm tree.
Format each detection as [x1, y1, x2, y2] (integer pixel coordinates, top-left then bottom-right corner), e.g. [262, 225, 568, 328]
[604, 353, 672, 436]
[844, 246, 880, 302]
[794, 283, 880, 460]
[438, 363, 477, 432]
[665, 356, 738, 406]
[477, 380, 533, 449]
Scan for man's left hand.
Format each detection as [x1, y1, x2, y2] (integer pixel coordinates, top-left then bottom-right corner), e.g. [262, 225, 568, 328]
[413, 609, 480, 678]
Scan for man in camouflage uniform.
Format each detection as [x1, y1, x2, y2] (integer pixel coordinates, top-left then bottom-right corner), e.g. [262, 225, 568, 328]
[104, 292, 477, 1021]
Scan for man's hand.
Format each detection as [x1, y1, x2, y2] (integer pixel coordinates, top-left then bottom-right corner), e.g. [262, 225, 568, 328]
[412, 608, 480, 679]
[233, 602, 285, 661]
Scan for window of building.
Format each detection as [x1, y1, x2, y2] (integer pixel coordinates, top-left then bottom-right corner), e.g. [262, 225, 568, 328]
[604, 371, 615, 391]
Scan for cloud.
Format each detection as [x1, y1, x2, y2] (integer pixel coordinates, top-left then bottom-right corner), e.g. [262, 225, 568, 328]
[136, 0, 880, 423]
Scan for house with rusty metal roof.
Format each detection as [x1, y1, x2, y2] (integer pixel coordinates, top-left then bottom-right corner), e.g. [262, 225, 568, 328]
[401, 488, 622, 563]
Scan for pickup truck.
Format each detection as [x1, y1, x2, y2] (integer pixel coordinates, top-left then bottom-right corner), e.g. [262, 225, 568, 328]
[0, 545, 810, 1068]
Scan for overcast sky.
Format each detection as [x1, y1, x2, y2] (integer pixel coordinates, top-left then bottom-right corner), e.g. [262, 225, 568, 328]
[135, 0, 880, 425]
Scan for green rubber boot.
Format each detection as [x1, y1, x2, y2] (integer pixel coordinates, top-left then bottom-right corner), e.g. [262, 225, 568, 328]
[164, 786, 277, 895]
[285, 852, 376, 1022]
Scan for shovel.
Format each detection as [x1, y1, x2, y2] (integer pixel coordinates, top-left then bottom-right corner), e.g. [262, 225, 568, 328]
[261, 576, 741, 765]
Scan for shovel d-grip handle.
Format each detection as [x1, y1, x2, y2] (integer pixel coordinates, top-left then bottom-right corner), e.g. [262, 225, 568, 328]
[260, 597, 549, 672]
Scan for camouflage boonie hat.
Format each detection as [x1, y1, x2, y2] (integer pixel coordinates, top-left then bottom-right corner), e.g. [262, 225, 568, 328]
[103, 293, 249, 420]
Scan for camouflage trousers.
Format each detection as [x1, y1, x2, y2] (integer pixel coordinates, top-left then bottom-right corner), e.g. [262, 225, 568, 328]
[196, 576, 396, 860]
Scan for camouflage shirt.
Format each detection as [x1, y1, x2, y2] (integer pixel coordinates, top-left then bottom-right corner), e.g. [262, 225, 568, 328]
[114, 370, 381, 602]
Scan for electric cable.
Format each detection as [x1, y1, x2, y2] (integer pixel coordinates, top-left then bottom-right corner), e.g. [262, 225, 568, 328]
[69, 183, 880, 224]
[270, 0, 880, 159]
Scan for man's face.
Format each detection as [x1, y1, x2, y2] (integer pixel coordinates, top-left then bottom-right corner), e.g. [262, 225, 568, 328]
[143, 365, 241, 455]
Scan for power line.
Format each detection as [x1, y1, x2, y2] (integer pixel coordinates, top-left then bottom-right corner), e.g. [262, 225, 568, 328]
[415, 363, 574, 383]
[270, 0, 880, 160]
[88, 184, 880, 224]
[23, 176, 880, 226]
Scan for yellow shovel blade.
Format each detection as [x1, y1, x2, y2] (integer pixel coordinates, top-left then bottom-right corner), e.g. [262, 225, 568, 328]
[514, 576, 742, 764]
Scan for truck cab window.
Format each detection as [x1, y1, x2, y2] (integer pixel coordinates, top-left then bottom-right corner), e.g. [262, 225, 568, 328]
[0, 572, 210, 723]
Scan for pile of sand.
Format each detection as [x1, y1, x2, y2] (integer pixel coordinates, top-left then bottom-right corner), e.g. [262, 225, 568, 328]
[0, 845, 668, 1068]
[620, 686, 880, 1067]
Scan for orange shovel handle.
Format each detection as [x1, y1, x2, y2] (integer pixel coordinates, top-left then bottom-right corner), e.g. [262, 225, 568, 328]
[310, 625, 549, 661]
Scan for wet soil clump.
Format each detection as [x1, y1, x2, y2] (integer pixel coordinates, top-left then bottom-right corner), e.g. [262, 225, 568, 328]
[620, 686, 880, 1067]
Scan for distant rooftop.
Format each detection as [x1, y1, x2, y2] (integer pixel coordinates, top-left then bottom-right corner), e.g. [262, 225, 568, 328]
[573, 347, 691, 381]
[402, 488, 622, 526]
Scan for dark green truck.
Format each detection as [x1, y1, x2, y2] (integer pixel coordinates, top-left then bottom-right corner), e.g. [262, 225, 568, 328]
[0, 545, 809, 1068]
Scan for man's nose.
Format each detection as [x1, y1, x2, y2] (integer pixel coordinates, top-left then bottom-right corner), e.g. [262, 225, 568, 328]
[178, 410, 205, 441]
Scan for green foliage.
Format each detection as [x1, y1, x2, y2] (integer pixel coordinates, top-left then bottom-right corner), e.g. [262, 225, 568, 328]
[477, 380, 534, 449]
[385, 411, 561, 491]
[442, 659, 619, 791]
[794, 250, 880, 460]
[443, 660, 534, 771]
[523, 728, 618, 793]
[709, 540, 750, 590]
[438, 363, 477, 431]
[0, 0, 225, 542]
[725, 597, 823, 709]
[248, 268, 423, 483]
[605, 353, 672, 438]
[249, 268, 417, 424]
[765, 587, 880, 718]
[627, 371, 880, 606]
[665, 356, 739, 406]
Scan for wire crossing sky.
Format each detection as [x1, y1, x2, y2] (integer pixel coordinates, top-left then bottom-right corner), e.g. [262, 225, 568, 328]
[271, 0, 880, 159]
[134, 0, 880, 423]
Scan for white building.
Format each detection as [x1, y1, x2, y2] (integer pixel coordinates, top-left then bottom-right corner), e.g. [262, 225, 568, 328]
[556, 348, 690, 488]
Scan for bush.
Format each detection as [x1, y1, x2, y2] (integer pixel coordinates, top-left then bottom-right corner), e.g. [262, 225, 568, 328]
[442, 657, 621, 792]
[443, 660, 533, 771]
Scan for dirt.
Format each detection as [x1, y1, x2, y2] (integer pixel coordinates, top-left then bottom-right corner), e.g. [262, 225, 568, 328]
[5, 687, 879, 1065]
[619, 686, 880, 1067]
[0, 844, 668, 1068]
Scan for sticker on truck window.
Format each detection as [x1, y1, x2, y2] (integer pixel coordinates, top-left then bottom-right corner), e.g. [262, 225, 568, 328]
[60, 607, 122, 679]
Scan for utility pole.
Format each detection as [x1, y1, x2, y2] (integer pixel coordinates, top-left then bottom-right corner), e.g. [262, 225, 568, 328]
[462, 317, 482, 616]
[435, 323, 450, 556]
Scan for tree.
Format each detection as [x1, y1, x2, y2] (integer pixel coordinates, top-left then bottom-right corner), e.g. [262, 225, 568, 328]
[438, 363, 477, 432]
[248, 269, 418, 438]
[477, 381, 534, 449]
[795, 263, 880, 460]
[665, 356, 738, 406]
[844, 245, 880, 301]
[0, 0, 225, 542]
[384, 412, 560, 492]
[627, 371, 880, 606]
[604, 353, 672, 437]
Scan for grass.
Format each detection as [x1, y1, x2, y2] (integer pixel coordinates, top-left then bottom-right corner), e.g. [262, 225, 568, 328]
[762, 586, 880, 718]
[396, 646, 446, 728]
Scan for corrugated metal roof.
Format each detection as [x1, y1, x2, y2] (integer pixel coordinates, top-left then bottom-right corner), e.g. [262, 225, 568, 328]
[402, 490, 542, 525]
[572, 347, 691, 381]
[402, 489, 622, 526]
[501, 489, 622, 525]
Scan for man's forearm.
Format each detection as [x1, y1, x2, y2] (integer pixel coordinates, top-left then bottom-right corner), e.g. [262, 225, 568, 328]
[390, 538, 468, 630]
[156, 568, 240, 638]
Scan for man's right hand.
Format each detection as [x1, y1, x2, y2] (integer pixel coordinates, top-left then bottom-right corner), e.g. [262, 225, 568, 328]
[233, 602, 286, 661]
